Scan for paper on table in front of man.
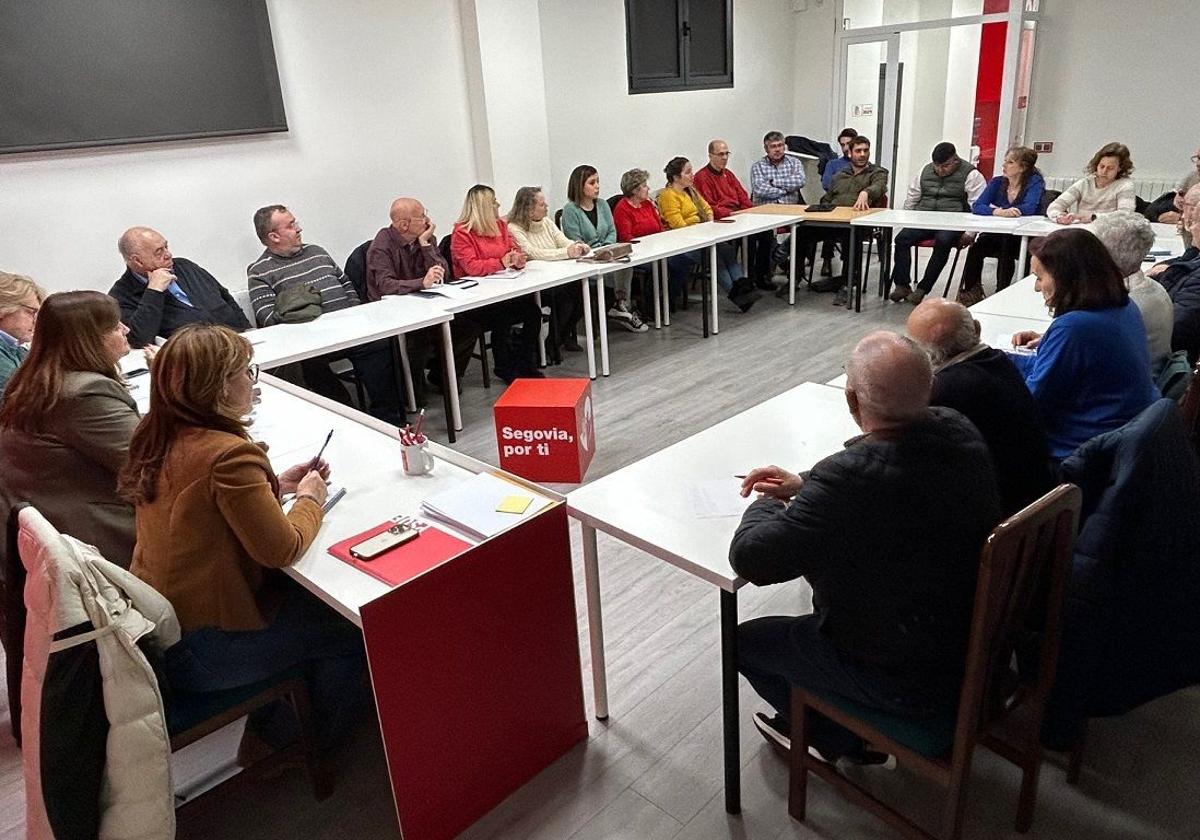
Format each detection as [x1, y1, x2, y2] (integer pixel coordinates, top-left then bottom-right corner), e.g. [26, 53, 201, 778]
[689, 479, 754, 519]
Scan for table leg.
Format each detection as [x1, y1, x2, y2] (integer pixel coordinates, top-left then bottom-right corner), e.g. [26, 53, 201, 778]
[389, 336, 408, 424]
[534, 291, 548, 368]
[596, 273, 610, 377]
[661, 260, 672, 327]
[652, 261, 662, 329]
[721, 588, 741, 814]
[707, 242, 717, 337]
[581, 276, 597, 380]
[740, 234, 749, 275]
[1017, 235, 1029, 280]
[396, 336, 417, 413]
[439, 322, 462, 438]
[581, 523, 609, 720]
[846, 226, 858, 311]
[788, 224, 798, 305]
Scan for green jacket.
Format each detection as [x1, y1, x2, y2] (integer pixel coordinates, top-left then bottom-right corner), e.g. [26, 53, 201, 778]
[560, 200, 617, 248]
[823, 162, 889, 207]
[0, 340, 26, 396]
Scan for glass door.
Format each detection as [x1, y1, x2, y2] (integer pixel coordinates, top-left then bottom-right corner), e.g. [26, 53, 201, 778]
[838, 34, 900, 197]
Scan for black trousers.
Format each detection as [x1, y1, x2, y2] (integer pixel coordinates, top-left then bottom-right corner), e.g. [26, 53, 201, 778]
[961, 232, 1021, 292]
[407, 321, 484, 387]
[747, 229, 778, 282]
[277, 339, 405, 426]
[738, 614, 958, 759]
[890, 228, 963, 293]
[459, 295, 542, 376]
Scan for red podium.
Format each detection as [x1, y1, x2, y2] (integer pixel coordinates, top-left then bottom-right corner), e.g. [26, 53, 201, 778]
[493, 378, 595, 483]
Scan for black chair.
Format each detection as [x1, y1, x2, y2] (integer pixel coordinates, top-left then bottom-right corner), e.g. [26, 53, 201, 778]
[3, 504, 28, 744]
[440, 234, 492, 387]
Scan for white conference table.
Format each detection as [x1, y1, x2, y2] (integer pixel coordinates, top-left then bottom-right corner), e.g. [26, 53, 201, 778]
[566, 380, 859, 814]
[242, 294, 464, 439]
[850, 209, 1041, 298]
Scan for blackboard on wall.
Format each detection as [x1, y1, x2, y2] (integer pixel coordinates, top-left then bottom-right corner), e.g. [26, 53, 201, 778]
[0, 0, 287, 154]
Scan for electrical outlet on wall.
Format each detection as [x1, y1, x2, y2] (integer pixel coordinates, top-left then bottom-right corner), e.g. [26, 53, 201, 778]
[1033, 141, 1053, 153]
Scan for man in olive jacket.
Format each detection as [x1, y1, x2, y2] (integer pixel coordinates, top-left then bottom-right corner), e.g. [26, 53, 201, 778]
[803, 135, 889, 301]
[732, 332, 1001, 763]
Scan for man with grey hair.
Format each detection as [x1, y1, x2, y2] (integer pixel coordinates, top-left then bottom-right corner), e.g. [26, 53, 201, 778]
[695, 138, 777, 290]
[1091, 210, 1174, 364]
[908, 299, 1051, 515]
[110, 226, 250, 347]
[730, 330, 1001, 764]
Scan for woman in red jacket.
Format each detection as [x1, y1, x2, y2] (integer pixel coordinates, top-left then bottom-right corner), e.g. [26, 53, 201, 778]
[449, 184, 543, 383]
[613, 168, 700, 310]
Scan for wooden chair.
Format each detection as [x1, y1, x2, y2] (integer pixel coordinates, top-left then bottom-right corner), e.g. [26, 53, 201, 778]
[788, 483, 1082, 839]
[1175, 358, 1200, 453]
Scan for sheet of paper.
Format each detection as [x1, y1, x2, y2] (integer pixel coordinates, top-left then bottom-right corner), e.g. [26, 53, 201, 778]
[689, 479, 753, 519]
[462, 268, 524, 281]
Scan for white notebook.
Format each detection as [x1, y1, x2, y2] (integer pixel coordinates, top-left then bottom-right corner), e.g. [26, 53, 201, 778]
[420, 472, 552, 541]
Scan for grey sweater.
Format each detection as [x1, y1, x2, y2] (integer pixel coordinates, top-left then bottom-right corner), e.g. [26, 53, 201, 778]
[246, 244, 360, 326]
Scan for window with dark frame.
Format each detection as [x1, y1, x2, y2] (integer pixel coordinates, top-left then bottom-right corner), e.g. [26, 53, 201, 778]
[625, 0, 733, 94]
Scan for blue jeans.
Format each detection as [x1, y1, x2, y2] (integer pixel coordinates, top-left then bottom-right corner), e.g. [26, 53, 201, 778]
[714, 241, 745, 293]
[738, 614, 958, 759]
[666, 250, 702, 301]
[164, 578, 367, 752]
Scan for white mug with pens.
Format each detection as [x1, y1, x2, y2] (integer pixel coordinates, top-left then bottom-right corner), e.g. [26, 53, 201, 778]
[401, 409, 434, 475]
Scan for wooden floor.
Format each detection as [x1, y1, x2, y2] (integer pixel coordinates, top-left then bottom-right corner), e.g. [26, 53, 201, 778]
[2, 264, 1198, 840]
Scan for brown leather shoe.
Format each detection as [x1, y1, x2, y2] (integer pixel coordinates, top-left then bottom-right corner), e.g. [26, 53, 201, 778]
[956, 285, 985, 307]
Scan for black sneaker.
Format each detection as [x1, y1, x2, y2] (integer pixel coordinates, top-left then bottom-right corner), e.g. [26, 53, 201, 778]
[810, 276, 845, 293]
[752, 713, 837, 764]
[729, 289, 761, 313]
[845, 749, 897, 770]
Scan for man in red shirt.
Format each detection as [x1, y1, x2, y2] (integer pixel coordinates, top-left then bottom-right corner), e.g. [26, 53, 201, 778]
[694, 139, 778, 291]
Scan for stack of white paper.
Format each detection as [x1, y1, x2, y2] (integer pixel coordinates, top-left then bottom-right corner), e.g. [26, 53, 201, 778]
[421, 472, 553, 541]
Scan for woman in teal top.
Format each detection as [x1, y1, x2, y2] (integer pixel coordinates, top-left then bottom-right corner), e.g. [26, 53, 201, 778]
[560, 165, 647, 333]
[0, 271, 45, 396]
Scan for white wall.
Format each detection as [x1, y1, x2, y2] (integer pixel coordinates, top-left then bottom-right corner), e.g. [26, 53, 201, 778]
[539, 0, 798, 210]
[1023, 0, 1193, 182]
[0, 0, 480, 294]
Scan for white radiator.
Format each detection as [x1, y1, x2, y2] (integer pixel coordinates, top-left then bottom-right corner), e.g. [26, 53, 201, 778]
[1043, 176, 1176, 202]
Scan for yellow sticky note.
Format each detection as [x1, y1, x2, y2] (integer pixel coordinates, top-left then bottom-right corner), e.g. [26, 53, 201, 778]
[496, 495, 533, 514]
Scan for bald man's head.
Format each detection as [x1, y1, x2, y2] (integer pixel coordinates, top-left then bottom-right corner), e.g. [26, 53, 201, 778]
[389, 197, 428, 240]
[707, 139, 730, 172]
[118, 226, 173, 272]
[906, 299, 979, 365]
[845, 330, 932, 432]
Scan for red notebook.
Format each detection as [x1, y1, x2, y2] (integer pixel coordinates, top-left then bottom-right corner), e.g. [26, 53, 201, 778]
[328, 520, 473, 587]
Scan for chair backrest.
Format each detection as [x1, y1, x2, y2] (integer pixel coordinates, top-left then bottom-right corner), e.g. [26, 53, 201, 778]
[231, 288, 256, 325]
[606, 194, 623, 213]
[554, 208, 563, 230]
[950, 483, 1082, 765]
[438, 234, 457, 280]
[1176, 358, 1200, 451]
[343, 239, 373, 301]
[1038, 189, 1062, 216]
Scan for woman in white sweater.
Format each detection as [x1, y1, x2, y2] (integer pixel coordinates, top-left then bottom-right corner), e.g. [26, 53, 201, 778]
[1048, 141, 1137, 224]
[507, 186, 590, 356]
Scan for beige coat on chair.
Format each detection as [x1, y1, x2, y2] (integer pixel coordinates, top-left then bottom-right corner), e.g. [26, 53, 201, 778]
[19, 505, 179, 840]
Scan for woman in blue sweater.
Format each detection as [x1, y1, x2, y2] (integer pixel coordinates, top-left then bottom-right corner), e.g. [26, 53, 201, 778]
[1009, 228, 1158, 460]
[957, 146, 1045, 305]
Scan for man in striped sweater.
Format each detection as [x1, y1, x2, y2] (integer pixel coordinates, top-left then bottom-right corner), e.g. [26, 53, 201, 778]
[247, 205, 404, 425]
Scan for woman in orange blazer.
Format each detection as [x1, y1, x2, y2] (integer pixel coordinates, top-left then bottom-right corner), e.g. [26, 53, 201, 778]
[122, 324, 365, 756]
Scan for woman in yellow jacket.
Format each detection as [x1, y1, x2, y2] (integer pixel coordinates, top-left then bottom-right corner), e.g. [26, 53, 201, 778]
[657, 156, 759, 312]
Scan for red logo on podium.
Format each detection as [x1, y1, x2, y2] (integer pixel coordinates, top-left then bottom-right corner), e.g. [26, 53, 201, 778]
[493, 379, 595, 484]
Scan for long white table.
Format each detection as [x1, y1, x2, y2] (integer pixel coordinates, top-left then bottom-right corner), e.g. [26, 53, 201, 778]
[242, 294, 464, 439]
[850, 209, 1042, 301]
[566, 380, 860, 814]
[245, 376, 585, 839]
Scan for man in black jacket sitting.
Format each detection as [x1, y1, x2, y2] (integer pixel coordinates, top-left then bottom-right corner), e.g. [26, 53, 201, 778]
[908, 298, 1052, 515]
[110, 226, 250, 347]
[732, 331, 1001, 763]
